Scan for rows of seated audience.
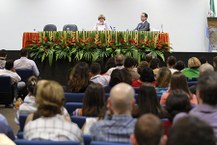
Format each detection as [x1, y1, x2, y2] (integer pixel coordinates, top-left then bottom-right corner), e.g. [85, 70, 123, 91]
[1, 48, 217, 145]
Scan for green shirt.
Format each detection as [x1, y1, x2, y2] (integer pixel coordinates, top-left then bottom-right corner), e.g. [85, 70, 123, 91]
[181, 68, 199, 79]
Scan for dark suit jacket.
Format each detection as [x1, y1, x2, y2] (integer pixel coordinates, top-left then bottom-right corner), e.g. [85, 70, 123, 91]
[134, 21, 150, 31]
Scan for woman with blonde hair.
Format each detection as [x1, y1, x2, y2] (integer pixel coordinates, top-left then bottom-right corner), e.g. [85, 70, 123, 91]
[24, 80, 82, 141]
[181, 57, 201, 80]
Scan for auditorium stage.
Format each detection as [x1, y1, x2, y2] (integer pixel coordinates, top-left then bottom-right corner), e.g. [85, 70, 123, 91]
[7, 51, 217, 86]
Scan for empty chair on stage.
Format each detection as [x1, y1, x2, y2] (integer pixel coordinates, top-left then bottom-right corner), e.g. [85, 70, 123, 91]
[63, 24, 78, 31]
[43, 24, 57, 31]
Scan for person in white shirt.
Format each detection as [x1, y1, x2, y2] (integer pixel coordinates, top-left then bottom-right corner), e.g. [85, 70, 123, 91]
[167, 56, 178, 74]
[24, 80, 82, 142]
[14, 48, 39, 76]
[90, 62, 110, 87]
[0, 60, 21, 84]
[93, 14, 111, 31]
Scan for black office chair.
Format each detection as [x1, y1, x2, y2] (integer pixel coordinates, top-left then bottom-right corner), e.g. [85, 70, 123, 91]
[0, 76, 13, 105]
[63, 24, 78, 31]
[16, 69, 34, 83]
[43, 24, 57, 31]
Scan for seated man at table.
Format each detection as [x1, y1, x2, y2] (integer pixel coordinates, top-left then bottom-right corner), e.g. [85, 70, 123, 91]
[90, 83, 136, 143]
[14, 48, 39, 77]
[134, 12, 150, 31]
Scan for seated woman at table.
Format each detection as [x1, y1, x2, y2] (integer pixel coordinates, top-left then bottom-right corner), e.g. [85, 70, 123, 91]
[24, 80, 82, 141]
[93, 14, 111, 31]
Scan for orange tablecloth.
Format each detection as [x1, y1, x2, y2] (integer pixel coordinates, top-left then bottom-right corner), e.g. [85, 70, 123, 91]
[22, 31, 169, 48]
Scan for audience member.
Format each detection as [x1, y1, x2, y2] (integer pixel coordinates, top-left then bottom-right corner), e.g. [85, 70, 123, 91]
[212, 56, 217, 71]
[93, 14, 111, 31]
[106, 54, 125, 75]
[199, 56, 207, 64]
[73, 83, 105, 117]
[132, 66, 155, 87]
[146, 53, 153, 63]
[0, 49, 7, 69]
[104, 57, 116, 73]
[166, 89, 191, 122]
[24, 80, 82, 141]
[0, 114, 15, 140]
[137, 61, 149, 75]
[174, 60, 185, 71]
[160, 72, 198, 105]
[134, 12, 150, 31]
[89, 62, 110, 87]
[68, 62, 90, 93]
[156, 67, 171, 95]
[181, 57, 201, 79]
[167, 116, 216, 145]
[149, 58, 160, 77]
[124, 57, 140, 80]
[131, 114, 166, 145]
[109, 69, 132, 88]
[189, 71, 217, 141]
[90, 83, 136, 143]
[15, 76, 38, 123]
[134, 84, 167, 118]
[14, 48, 39, 76]
[166, 56, 178, 74]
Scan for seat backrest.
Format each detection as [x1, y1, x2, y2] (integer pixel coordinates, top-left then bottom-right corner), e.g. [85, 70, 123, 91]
[63, 24, 78, 31]
[0, 76, 11, 92]
[65, 102, 83, 114]
[15, 139, 80, 145]
[64, 92, 84, 103]
[16, 69, 34, 83]
[0, 76, 13, 104]
[90, 141, 131, 145]
[43, 24, 57, 31]
[19, 115, 28, 132]
[83, 135, 92, 145]
[71, 116, 87, 129]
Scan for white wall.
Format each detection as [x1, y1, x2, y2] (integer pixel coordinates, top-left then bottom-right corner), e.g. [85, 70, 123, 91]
[0, 0, 211, 52]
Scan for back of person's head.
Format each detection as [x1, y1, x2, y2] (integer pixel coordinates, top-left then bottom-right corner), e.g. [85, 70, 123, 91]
[156, 67, 171, 88]
[109, 83, 135, 114]
[199, 56, 207, 64]
[27, 76, 38, 95]
[115, 54, 125, 66]
[199, 63, 214, 75]
[35, 80, 64, 117]
[138, 84, 162, 117]
[170, 72, 190, 95]
[166, 89, 191, 122]
[174, 60, 185, 71]
[149, 58, 160, 70]
[212, 56, 217, 71]
[82, 83, 105, 117]
[68, 62, 89, 92]
[105, 57, 116, 71]
[124, 57, 136, 68]
[109, 69, 132, 87]
[146, 54, 153, 63]
[137, 61, 149, 74]
[139, 66, 155, 83]
[197, 71, 217, 106]
[20, 48, 28, 57]
[131, 114, 163, 145]
[5, 59, 14, 70]
[0, 49, 7, 58]
[167, 116, 216, 145]
[90, 62, 101, 75]
[188, 57, 201, 68]
[167, 56, 177, 67]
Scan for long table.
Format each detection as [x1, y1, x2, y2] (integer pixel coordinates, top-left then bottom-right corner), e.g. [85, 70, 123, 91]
[22, 31, 170, 48]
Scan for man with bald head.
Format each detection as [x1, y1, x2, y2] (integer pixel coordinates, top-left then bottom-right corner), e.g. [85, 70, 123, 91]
[90, 83, 136, 143]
